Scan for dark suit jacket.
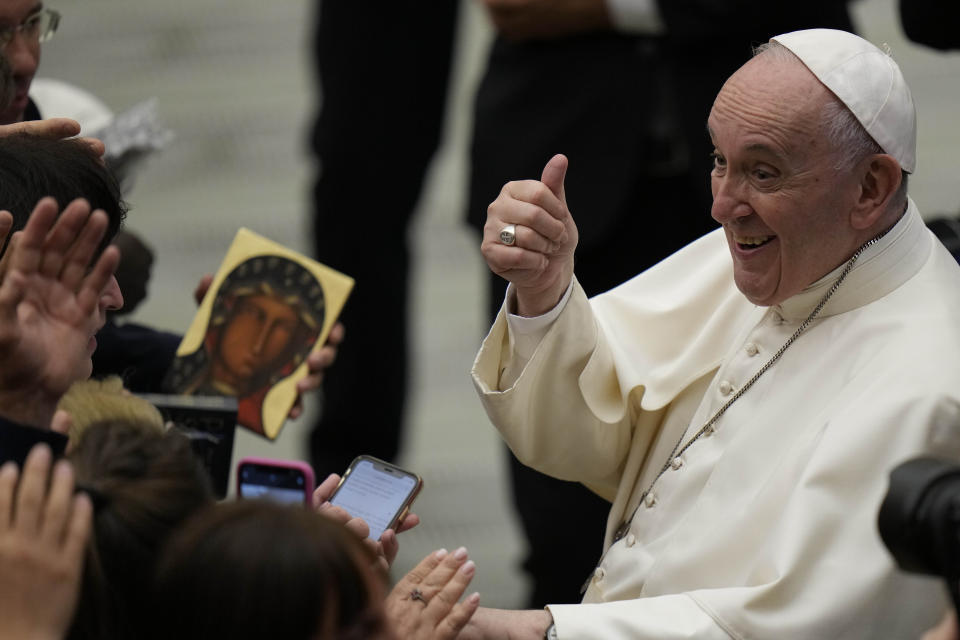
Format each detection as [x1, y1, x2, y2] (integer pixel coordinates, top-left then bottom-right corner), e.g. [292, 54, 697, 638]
[899, 0, 960, 50]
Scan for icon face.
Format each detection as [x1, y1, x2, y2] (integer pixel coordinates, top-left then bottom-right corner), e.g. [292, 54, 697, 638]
[165, 255, 327, 436]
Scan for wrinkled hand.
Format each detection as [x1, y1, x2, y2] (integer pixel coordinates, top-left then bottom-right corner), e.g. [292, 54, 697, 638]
[0, 117, 105, 158]
[0, 444, 93, 640]
[481, 153, 577, 317]
[0, 199, 120, 427]
[386, 547, 480, 640]
[480, 0, 610, 41]
[312, 472, 420, 571]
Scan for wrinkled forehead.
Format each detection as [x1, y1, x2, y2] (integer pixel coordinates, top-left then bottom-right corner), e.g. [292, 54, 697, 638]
[709, 55, 831, 148]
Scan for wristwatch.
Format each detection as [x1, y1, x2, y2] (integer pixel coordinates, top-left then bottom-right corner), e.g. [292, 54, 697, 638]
[544, 622, 558, 640]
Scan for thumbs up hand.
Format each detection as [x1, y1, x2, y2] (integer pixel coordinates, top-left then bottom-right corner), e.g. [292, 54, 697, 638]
[481, 154, 578, 317]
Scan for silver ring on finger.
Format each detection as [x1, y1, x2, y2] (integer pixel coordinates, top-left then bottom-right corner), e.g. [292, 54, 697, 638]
[499, 224, 517, 246]
[407, 587, 429, 606]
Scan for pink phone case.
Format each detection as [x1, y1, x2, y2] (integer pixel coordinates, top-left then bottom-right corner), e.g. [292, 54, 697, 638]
[236, 456, 316, 504]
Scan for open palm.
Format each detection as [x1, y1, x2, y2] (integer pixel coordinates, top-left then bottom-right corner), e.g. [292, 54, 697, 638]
[0, 198, 120, 427]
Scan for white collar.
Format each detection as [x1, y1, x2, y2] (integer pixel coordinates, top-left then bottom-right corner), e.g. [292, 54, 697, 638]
[775, 198, 930, 322]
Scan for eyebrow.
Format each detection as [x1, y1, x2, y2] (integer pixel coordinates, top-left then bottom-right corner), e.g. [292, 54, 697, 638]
[705, 125, 787, 160]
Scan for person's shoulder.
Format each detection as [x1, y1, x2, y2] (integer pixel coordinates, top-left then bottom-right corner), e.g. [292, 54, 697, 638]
[29, 78, 114, 133]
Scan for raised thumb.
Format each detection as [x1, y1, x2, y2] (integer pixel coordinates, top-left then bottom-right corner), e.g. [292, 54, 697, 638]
[540, 153, 568, 202]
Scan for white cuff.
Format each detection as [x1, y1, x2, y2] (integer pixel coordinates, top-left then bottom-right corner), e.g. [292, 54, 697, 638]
[505, 281, 575, 361]
[604, 0, 665, 34]
[548, 593, 730, 639]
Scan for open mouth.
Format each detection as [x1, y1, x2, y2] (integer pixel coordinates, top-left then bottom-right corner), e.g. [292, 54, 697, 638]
[734, 234, 774, 250]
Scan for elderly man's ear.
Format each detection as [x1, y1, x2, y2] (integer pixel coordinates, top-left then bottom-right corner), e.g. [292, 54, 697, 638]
[850, 153, 905, 231]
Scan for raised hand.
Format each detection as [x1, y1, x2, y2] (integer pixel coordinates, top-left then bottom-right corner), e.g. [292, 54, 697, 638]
[0, 198, 121, 428]
[0, 444, 93, 640]
[481, 153, 578, 317]
[386, 547, 480, 640]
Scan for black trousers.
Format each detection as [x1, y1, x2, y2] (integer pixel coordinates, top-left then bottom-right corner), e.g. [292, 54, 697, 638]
[309, 1, 459, 476]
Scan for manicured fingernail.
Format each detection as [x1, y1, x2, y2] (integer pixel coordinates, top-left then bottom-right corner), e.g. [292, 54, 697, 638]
[453, 546, 468, 561]
[435, 548, 448, 560]
[459, 560, 476, 577]
[467, 592, 480, 605]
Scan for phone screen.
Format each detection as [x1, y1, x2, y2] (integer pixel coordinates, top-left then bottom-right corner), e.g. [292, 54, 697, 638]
[238, 463, 309, 505]
[329, 458, 419, 540]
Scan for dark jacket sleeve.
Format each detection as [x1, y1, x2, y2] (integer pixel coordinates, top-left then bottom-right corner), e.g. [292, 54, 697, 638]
[899, 0, 960, 51]
[0, 415, 68, 466]
[654, 0, 853, 40]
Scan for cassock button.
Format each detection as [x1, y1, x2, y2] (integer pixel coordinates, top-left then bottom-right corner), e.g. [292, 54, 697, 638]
[626, 534, 637, 547]
[719, 380, 734, 396]
[644, 492, 657, 508]
[670, 456, 683, 470]
[594, 567, 606, 581]
[745, 342, 759, 357]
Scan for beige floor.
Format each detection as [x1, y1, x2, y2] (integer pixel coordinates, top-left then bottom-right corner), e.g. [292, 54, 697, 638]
[39, 0, 960, 609]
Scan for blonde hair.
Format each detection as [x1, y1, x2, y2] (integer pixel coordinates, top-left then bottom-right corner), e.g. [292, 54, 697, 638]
[57, 376, 164, 442]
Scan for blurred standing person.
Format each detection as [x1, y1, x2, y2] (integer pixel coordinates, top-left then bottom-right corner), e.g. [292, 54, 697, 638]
[467, 0, 856, 608]
[309, 2, 460, 476]
[899, 0, 960, 51]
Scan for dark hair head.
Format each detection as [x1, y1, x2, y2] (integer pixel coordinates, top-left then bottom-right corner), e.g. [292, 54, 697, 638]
[0, 132, 126, 260]
[151, 500, 392, 640]
[66, 419, 214, 640]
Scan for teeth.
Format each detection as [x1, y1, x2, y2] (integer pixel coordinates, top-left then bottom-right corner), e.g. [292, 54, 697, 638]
[734, 235, 772, 246]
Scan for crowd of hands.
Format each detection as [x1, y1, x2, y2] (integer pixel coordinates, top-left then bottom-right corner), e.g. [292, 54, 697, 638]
[0, 117, 481, 639]
[0, 443, 480, 640]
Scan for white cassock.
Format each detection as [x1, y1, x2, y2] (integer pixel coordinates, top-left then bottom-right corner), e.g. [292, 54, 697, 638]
[472, 200, 960, 639]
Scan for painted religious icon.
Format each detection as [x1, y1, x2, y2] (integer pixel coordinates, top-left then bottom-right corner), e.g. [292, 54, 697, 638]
[164, 229, 353, 439]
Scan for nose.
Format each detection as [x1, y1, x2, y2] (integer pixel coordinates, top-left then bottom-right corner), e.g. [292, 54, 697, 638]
[251, 322, 271, 356]
[710, 174, 753, 225]
[100, 276, 124, 313]
[5, 31, 39, 80]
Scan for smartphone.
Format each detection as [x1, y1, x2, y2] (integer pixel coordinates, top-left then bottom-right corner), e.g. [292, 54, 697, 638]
[328, 455, 423, 541]
[236, 457, 315, 505]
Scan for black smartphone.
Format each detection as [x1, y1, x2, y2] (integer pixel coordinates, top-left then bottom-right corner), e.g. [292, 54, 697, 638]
[236, 457, 315, 505]
[328, 455, 423, 540]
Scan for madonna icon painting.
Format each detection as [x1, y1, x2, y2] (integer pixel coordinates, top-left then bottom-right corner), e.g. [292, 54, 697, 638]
[164, 228, 353, 439]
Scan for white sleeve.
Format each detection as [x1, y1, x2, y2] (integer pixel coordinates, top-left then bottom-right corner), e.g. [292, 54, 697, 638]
[604, 0, 665, 35]
[504, 280, 575, 364]
[549, 593, 731, 640]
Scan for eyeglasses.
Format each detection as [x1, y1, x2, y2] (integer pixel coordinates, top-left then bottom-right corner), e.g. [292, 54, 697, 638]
[0, 8, 60, 49]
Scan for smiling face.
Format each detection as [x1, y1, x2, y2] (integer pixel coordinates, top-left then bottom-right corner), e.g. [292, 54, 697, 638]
[0, 0, 43, 123]
[708, 54, 867, 306]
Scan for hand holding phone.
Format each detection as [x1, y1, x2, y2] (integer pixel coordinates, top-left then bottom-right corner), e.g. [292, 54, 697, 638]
[327, 455, 422, 541]
[236, 457, 315, 505]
